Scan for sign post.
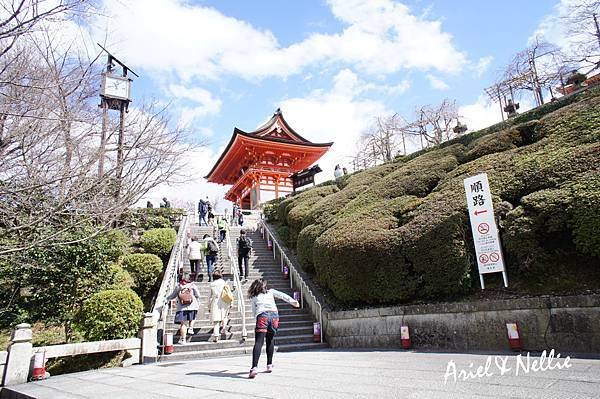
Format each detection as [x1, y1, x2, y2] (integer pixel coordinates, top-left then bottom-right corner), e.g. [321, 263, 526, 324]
[463, 173, 507, 289]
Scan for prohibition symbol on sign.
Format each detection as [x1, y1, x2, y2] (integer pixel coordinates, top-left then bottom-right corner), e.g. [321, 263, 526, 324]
[479, 254, 489, 264]
[489, 252, 500, 262]
[477, 222, 490, 234]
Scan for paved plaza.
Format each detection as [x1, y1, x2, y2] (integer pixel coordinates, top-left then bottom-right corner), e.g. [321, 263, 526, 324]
[2, 349, 600, 398]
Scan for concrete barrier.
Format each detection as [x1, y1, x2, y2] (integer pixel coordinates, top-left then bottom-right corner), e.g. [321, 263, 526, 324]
[324, 294, 600, 354]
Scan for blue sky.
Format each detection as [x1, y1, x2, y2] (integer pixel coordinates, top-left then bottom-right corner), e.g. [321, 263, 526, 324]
[78, 0, 572, 208]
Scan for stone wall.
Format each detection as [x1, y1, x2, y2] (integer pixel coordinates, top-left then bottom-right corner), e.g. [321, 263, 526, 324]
[323, 295, 600, 354]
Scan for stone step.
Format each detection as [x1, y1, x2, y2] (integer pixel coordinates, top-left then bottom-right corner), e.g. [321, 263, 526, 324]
[169, 325, 313, 340]
[165, 313, 314, 327]
[170, 333, 318, 354]
[167, 319, 312, 332]
[158, 342, 328, 362]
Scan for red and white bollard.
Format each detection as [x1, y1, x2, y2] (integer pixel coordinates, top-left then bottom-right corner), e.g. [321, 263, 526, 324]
[283, 266, 289, 280]
[313, 322, 321, 343]
[164, 333, 174, 354]
[506, 322, 522, 351]
[32, 350, 47, 380]
[400, 325, 411, 349]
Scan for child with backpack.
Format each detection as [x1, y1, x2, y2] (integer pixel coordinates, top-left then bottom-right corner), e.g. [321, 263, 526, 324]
[247, 279, 299, 379]
[208, 270, 234, 342]
[237, 229, 252, 282]
[166, 277, 201, 344]
[203, 234, 219, 282]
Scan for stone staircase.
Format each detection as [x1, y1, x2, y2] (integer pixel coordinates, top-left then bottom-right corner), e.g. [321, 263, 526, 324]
[159, 222, 327, 361]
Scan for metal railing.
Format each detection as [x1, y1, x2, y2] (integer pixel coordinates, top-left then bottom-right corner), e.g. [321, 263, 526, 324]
[258, 218, 324, 343]
[225, 223, 247, 340]
[152, 214, 189, 346]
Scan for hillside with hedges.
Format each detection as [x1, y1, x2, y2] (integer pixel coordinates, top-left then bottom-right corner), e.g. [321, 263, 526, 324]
[266, 87, 600, 307]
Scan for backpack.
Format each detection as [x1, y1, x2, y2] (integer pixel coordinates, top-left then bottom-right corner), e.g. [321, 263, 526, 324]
[207, 239, 219, 255]
[221, 283, 234, 305]
[178, 286, 193, 305]
[238, 237, 252, 254]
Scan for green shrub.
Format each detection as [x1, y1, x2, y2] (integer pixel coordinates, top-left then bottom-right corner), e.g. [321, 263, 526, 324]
[263, 198, 284, 222]
[140, 228, 176, 257]
[75, 289, 143, 341]
[276, 225, 290, 243]
[145, 216, 171, 229]
[102, 264, 135, 290]
[569, 172, 600, 257]
[286, 185, 339, 245]
[98, 230, 130, 262]
[269, 86, 600, 306]
[121, 254, 163, 301]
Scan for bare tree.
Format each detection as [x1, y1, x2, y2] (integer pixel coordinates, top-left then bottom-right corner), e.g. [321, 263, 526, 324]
[0, 25, 196, 257]
[412, 99, 462, 147]
[562, 0, 600, 71]
[0, 0, 89, 60]
[502, 39, 568, 106]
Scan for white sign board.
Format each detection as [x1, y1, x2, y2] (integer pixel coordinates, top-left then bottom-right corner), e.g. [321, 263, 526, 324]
[463, 173, 507, 288]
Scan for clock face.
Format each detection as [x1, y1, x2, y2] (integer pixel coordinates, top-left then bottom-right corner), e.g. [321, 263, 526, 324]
[103, 75, 130, 99]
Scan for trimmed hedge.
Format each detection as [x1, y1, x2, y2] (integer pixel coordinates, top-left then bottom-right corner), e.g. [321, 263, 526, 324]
[140, 228, 176, 257]
[275, 86, 600, 305]
[103, 263, 135, 290]
[121, 253, 164, 301]
[75, 289, 143, 341]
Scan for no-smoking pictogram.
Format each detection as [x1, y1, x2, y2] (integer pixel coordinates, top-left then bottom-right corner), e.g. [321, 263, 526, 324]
[479, 254, 489, 264]
[489, 252, 500, 262]
[477, 222, 490, 235]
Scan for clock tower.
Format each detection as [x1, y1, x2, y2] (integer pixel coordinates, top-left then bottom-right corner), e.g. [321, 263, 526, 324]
[97, 44, 139, 198]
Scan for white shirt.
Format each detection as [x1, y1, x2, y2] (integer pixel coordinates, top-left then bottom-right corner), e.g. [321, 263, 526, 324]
[188, 241, 203, 260]
[251, 289, 295, 317]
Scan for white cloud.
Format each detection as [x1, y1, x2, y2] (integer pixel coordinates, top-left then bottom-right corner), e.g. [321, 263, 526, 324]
[92, 0, 468, 81]
[474, 56, 494, 77]
[168, 84, 221, 127]
[276, 69, 389, 180]
[139, 146, 232, 212]
[426, 74, 450, 90]
[459, 96, 501, 132]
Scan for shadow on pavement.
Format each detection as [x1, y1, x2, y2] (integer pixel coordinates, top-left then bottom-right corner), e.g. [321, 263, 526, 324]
[186, 370, 248, 379]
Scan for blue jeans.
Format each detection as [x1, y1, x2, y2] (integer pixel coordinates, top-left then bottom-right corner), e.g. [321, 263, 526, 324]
[219, 230, 226, 242]
[199, 213, 207, 226]
[205, 255, 216, 281]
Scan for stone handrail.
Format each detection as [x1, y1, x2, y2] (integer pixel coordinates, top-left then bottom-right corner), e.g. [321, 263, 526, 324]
[258, 218, 324, 343]
[35, 338, 141, 359]
[152, 213, 189, 314]
[225, 223, 247, 340]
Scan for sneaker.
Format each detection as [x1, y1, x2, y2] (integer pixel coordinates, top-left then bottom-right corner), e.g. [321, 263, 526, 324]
[248, 368, 257, 379]
[266, 364, 273, 373]
[187, 327, 194, 335]
[176, 339, 186, 345]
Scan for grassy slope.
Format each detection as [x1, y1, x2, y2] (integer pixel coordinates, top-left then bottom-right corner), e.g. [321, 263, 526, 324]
[269, 86, 600, 308]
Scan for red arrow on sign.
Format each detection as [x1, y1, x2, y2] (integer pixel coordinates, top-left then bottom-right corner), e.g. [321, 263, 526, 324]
[474, 210, 488, 216]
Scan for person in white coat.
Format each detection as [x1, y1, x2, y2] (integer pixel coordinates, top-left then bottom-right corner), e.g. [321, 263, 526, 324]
[166, 277, 201, 344]
[208, 270, 231, 342]
[187, 237, 203, 281]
